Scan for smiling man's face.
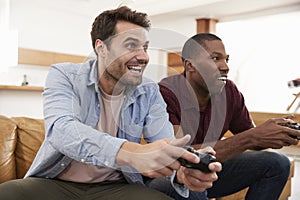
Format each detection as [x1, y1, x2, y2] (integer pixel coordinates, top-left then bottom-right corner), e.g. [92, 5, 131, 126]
[100, 20, 149, 87]
[189, 39, 229, 95]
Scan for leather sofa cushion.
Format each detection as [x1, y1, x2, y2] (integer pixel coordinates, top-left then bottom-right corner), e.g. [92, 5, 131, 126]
[0, 115, 17, 183]
[12, 117, 45, 179]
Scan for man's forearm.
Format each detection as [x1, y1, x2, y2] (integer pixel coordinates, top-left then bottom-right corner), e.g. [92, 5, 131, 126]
[116, 141, 141, 166]
[193, 130, 255, 162]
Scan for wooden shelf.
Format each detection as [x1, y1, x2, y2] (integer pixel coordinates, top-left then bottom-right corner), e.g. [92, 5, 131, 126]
[18, 48, 89, 67]
[0, 85, 44, 92]
[1, 48, 85, 92]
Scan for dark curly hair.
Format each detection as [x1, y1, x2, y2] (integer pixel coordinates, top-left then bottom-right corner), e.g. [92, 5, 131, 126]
[91, 6, 151, 54]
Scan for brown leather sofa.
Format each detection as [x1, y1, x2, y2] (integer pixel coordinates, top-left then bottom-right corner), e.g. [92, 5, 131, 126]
[0, 115, 44, 183]
[0, 115, 295, 200]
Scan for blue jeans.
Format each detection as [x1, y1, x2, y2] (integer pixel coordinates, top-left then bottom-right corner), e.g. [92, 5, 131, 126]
[207, 151, 290, 200]
[147, 151, 290, 200]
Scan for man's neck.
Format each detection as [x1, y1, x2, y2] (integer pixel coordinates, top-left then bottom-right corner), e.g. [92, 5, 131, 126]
[187, 78, 210, 111]
[98, 71, 125, 96]
[197, 93, 210, 111]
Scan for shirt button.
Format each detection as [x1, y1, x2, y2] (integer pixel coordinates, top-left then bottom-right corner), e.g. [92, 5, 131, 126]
[60, 163, 65, 167]
[81, 158, 85, 162]
[104, 161, 109, 166]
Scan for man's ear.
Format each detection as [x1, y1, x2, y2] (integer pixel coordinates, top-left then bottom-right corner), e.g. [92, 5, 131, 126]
[95, 39, 107, 57]
[184, 59, 196, 72]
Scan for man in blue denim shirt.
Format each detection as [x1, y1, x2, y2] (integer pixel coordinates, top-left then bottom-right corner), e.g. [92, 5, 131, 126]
[0, 6, 221, 200]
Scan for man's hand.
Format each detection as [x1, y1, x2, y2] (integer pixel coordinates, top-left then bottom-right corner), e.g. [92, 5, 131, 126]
[175, 147, 222, 192]
[204, 117, 299, 162]
[249, 117, 300, 149]
[116, 135, 200, 178]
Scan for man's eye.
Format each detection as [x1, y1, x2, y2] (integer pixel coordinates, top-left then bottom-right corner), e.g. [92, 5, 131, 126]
[143, 45, 148, 51]
[126, 43, 137, 49]
[211, 56, 219, 61]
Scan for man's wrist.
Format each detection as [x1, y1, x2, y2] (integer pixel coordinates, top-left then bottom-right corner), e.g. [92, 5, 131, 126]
[116, 141, 141, 166]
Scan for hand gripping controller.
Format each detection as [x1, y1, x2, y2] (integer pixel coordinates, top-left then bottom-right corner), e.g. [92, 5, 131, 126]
[177, 146, 216, 173]
[281, 123, 300, 140]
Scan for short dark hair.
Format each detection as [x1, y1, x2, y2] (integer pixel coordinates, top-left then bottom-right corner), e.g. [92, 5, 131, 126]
[90, 6, 151, 53]
[181, 33, 222, 62]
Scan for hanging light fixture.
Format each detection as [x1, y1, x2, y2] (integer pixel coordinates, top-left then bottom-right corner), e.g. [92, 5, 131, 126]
[0, 0, 18, 73]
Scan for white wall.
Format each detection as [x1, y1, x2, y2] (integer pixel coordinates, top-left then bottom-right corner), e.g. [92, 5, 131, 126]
[150, 14, 197, 44]
[1, 0, 90, 118]
[0, 64, 48, 118]
[9, 0, 92, 55]
[217, 11, 300, 113]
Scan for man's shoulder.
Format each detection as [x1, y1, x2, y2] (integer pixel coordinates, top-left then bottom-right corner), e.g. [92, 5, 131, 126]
[159, 74, 184, 85]
[225, 79, 237, 87]
[158, 74, 187, 92]
[224, 79, 246, 106]
[158, 74, 194, 106]
[225, 79, 241, 93]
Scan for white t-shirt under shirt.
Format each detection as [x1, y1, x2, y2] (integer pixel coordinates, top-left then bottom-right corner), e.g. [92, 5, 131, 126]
[58, 87, 125, 183]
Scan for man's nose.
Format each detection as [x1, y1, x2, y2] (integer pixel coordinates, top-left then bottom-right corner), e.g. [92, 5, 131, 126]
[135, 49, 149, 61]
[219, 61, 229, 74]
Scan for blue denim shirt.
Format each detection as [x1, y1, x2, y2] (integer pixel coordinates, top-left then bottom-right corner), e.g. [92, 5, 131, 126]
[24, 59, 184, 188]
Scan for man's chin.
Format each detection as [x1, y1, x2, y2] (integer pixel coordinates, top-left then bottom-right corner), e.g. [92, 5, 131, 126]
[120, 77, 142, 86]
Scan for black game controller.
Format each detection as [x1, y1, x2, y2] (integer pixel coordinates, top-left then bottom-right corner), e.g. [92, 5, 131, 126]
[281, 123, 300, 140]
[177, 146, 216, 173]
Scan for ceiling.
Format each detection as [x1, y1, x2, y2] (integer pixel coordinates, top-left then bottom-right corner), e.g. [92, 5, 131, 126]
[46, 0, 300, 22]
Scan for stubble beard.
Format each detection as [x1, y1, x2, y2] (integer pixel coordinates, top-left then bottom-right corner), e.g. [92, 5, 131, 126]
[104, 67, 142, 87]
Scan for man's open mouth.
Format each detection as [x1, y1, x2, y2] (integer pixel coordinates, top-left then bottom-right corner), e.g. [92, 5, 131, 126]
[217, 76, 227, 82]
[127, 64, 145, 73]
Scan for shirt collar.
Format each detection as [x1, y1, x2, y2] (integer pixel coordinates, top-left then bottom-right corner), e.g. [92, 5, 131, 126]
[87, 59, 98, 87]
